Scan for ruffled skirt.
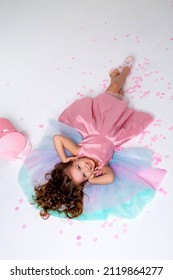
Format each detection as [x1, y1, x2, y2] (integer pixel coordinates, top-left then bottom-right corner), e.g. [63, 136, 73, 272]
[18, 120, 166, 220]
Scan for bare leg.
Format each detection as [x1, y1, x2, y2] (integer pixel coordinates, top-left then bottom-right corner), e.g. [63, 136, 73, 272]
[109, 68, 120, 81]
[106, 66, 130, 96]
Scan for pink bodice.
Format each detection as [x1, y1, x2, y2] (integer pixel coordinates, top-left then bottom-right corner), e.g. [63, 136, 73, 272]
[77, 134, 115, 169]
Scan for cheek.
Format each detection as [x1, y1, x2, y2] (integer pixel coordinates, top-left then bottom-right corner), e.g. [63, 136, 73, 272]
[70, 168, 83, 184]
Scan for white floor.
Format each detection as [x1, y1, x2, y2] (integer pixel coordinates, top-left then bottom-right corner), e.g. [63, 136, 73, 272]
[0, 0, 173, 260]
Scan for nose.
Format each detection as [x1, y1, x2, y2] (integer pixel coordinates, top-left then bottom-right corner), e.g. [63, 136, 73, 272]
[83, 164, 88, 172]
[84, 163, 91, 173]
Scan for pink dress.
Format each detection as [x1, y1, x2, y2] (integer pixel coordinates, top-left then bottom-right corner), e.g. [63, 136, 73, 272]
[19, 93, 166, 220]
[59, 93, 154, 168]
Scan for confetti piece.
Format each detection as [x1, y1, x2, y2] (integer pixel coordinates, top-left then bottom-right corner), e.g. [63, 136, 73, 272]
[92, 237, 98, 242]
[114, 234, 119, 239]
[76, 235, 82, 241]
[109, 223, 113, 227]
[122, 223, 128, 228]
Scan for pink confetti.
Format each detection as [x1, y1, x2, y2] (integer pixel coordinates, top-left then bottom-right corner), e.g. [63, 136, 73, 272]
[114, 234, 119, 239]
[58, 230, 63, 234]
[170, 38, 173, 40]
[76, 235, 82, 241]
[151, 136, 159, 142]
[38, 124, 44, 128]
[159, 188, 168, 196]
[115, 145, 123, 151]
[19, 198, 23, 204]
[123, 223, 128, 227]
[153, 153, 162, 166]
[109, 223, 113, 227]
[92, 237, 98, 242]
[164, 155, 170, 159]
[22, 225, 27, 229]
[15, 206, 19, 211]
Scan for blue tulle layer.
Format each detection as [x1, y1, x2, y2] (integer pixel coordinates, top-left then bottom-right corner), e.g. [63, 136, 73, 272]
[18, 120, 166, 220]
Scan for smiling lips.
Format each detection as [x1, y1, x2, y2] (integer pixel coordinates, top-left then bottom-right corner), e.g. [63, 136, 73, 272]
[86, 160, 95, 172]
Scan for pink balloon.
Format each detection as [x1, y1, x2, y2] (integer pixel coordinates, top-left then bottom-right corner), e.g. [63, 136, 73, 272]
[0, 118, 31, 160]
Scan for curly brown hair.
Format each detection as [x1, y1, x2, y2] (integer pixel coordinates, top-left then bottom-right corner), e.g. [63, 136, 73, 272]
[33, 161, 85, 219]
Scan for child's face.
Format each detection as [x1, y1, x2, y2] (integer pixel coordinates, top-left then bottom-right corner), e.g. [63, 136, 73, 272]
[68, 157, 95, 184]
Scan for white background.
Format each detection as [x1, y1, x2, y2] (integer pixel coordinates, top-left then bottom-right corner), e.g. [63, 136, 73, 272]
[0, 0, 173, 260]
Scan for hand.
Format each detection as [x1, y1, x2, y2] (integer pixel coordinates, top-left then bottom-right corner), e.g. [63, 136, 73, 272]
[89, 166, 102, 180]
[63, 156, 77, 163]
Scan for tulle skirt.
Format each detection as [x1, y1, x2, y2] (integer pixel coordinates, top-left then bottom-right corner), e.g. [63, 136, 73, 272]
[18, 120, 166, 220]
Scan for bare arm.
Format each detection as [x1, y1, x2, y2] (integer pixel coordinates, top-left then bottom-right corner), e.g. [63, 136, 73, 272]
[53, 135, 80, 163]
[88, 165, 115, 185]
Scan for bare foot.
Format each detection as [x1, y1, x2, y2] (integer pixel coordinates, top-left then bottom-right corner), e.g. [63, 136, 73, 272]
[121, 66, 131, 76]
